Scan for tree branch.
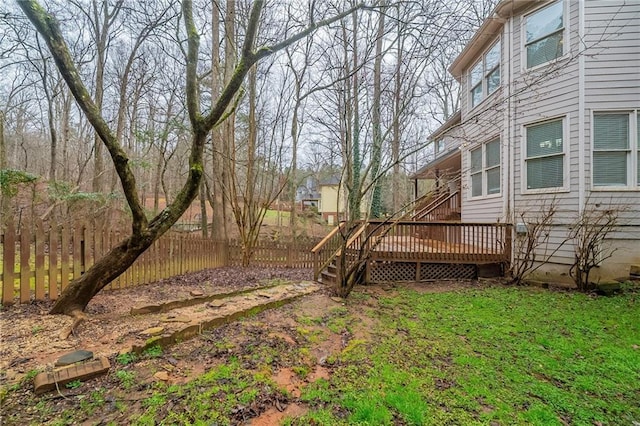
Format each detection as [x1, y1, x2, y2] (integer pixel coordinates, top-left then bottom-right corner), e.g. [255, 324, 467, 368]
[18, 0, 148, 234]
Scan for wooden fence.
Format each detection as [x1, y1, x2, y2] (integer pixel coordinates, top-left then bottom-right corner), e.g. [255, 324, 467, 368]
[0, 220, 318, 306]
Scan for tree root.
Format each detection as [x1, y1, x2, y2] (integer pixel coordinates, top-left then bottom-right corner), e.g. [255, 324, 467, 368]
[59, 310, 89, 340]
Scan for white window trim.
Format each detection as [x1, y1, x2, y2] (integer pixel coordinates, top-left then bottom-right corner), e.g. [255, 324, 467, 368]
[468, 137, 502, 200]
[590, 109, 640, 191]
[521, 116, 570, 195]
[521, 0, 569, 72]
[469, 39, 502, 110]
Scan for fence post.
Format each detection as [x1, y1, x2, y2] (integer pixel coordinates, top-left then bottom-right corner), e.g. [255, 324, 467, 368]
[2, 219, 16, 306]
[48, 219, 59, 300]
[35, 220, 45, 301]
[20, 220, 31, 303]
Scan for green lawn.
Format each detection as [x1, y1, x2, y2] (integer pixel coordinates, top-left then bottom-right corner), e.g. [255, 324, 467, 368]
[2, 284, 639, 425]
[293, 286, 640, 425]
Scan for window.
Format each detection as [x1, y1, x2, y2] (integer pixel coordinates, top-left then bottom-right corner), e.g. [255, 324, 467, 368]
[470, 148, 483, 197]
[435, 138, 446, 157]
[525, 119, 564, 190]
[525, 1, 564, 68]
[469, 40, 501, 108]
[470, 138, 501, 198]
[592, 111, 640, 188]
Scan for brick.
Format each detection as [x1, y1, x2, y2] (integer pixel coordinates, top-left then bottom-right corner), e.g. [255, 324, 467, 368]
[34, 357, 110, 394]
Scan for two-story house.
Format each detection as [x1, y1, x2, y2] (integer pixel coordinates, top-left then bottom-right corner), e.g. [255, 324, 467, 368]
[415, 0, 640, 283]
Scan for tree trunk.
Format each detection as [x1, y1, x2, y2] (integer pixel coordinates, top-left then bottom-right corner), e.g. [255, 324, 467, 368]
[369, 2, 386, 218]
[19, 0, 362, 316]
[349, 9, 361, 222]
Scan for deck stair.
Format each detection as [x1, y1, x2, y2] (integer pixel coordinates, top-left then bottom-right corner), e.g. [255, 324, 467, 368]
[412, 189, 460, 222]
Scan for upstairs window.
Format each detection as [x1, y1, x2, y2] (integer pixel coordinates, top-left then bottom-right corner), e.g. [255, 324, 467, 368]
[469, 138, 501, 198]
[469, 40, 501, 108]
[525, 1, 564, 68]
[525, 118, 565, 190]
[592, 111, 640, 188]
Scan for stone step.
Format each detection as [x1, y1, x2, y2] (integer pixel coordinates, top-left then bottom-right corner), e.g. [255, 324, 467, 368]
[34, 357, 110, 394]
[128, 281, 322, 355]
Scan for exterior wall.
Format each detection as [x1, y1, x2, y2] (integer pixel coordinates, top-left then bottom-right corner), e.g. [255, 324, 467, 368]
[510, 0, 582, 267]
[459, 28, 508, 224]
[319, 185, 343, 224]
[581, 0, 640, 278]
[452, 0, 640, 281]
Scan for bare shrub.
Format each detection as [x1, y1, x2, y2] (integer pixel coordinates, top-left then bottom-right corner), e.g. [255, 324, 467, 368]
[569, 204, 622, 292]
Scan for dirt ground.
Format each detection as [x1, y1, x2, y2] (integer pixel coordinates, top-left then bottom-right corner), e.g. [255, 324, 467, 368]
[0, 267, 475, 425]
[0, 267, 313, 379]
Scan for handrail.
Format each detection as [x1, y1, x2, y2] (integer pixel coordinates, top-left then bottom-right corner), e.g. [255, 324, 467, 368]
[412, 190, 450, 219]
[311, 221, 345, 253]
[338, 222, 368, 256]
[312, 221, 350, 280]
[413, 191, 459, 221]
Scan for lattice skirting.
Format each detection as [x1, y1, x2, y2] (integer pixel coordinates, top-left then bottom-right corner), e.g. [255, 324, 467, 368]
[367, 261, 477, 283]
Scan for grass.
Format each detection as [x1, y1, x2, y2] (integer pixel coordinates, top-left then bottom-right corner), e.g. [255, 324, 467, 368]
[2, 284, 639, 425]
[295, 286, 640, 425]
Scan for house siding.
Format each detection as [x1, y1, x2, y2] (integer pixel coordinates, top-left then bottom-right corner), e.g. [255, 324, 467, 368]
[581, 0, 640, 278]
[510, 1, 582, 266]
[437, 0, 639, 281]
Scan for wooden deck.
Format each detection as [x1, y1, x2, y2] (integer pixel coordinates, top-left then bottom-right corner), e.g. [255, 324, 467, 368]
[367, 221, 511, 264]
[312, 220, 512, 284]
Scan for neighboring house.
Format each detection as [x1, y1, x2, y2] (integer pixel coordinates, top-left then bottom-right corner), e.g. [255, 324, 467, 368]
[318, 176, 346, 225]
[416, 0, 640, 282]
[296, 177, 321, 210]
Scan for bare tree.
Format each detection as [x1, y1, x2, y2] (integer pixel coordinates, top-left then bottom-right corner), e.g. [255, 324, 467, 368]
[18, 0, 363, 323]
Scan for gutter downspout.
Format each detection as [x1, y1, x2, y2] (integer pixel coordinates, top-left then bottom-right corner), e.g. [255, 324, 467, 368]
[578, 0, 586, 214]
[508, 4, 516, 267]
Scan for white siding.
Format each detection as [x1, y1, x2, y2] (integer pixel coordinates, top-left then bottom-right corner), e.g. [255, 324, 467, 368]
[450, 0, 640, 279]
[510, 1, 582, 264]
[584, 0, 640, 207]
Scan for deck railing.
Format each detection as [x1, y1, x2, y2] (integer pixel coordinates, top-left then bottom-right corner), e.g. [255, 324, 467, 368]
[412, 191, 460, 221]
[367, 220, 512, 264]
[311, 222, 347, 280]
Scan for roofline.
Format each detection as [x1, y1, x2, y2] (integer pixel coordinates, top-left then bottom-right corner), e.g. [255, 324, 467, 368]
[410, 149, 461, 180]
[449, 0, 537, 80]
[429, 110, 461, 140]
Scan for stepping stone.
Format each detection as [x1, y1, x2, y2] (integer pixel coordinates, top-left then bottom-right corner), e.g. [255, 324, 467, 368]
[131, 305, 161, 315]
[141, 327, 165, 336]
[55, 350, 94, 367]
[257, 292, 272, 298]
[206, 300, 226, 308]
[34, 357, 110, 394]
[162, 316, 192, 323]
[190, 290, 204, 297]
[330, 297, 344, 303]
[153, 371, 169, 381]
